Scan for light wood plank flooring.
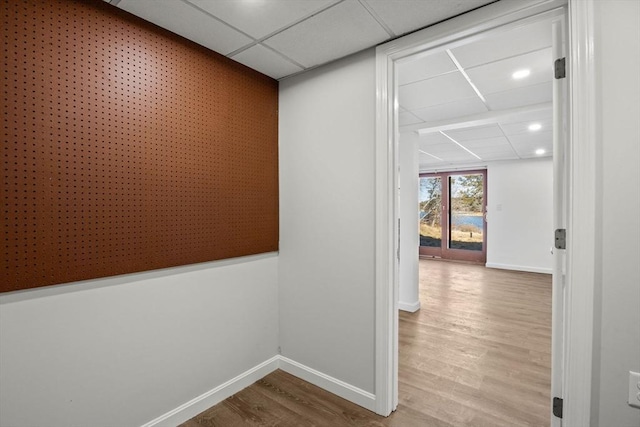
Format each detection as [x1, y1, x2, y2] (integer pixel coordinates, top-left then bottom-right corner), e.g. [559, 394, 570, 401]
[181, 260, 552, 426]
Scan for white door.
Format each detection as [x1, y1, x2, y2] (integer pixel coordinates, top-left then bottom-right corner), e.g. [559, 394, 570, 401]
[550, 12, 568, 427]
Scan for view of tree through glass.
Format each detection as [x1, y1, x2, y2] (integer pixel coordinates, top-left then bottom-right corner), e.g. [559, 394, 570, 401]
[419, 171, 485, 261]
[449, 174, 484, 251]
[419, 176, 442, 247]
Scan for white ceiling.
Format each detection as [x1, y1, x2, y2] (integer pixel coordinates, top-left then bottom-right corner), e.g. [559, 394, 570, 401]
[103, 0, 555, 170]
[398, 16, 556, 169]
[106, 0, 495, 79]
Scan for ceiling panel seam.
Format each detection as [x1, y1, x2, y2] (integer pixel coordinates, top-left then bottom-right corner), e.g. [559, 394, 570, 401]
[463, 46, 552, 70]
[446, 49, 489, 109]
[485, 80, 551, 98]
[254, 43, 307, 70]
[440, 131, 482, 160]
[496, 123, 523, 159]
[397, 70, 458, 88]
[357, 0, 395, 37]
[227, 0, 346, 58]
[181, 0, 257, 44]
[419, 150, 444, 161]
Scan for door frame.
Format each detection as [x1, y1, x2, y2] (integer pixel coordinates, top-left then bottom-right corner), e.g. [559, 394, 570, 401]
[373, 0, 597, 425]
[419, 170, 487, 263]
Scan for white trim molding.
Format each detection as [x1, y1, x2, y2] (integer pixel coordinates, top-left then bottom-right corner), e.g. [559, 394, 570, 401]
[374, 32, 397, 416]
[398, 300, 421, 313]
[486, 263, 553, 275]
[0, 252, 279, 305]
[564, 0, 598, 424]
[141, 355, 377, 427]
[278, 357, 377, 412]
[141, 356, 280, 427]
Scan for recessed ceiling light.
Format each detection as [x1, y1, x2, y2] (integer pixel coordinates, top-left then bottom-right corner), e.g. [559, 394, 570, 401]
[528, 123, 542, 131]
[535, 148, 546, 155]
[512, 69, 531, 79]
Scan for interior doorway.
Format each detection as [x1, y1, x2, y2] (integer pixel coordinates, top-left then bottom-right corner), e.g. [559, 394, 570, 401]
[373, 0, 571, 422]
[397, 9, 562, 422]
[419, 170, 487, 263]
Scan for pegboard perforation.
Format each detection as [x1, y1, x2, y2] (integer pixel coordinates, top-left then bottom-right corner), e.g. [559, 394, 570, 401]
[2, 0, 278, 292]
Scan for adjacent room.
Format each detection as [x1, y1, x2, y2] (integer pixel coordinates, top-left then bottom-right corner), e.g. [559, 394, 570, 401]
[394, 15, 556, 425]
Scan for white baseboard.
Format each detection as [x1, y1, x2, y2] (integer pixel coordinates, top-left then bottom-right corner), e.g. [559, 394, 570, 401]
[278, 356, 377, 412]
[398, 300, 420, 312]
[486, 262, 552, 275]
[141, 356, 280, 427]
[141, 355, 377, 426]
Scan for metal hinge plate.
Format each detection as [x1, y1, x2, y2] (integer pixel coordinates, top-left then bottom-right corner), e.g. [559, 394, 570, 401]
[553, 397, 563, 418]
[555, 229, 566, 250]
[555, 57, 566, 79]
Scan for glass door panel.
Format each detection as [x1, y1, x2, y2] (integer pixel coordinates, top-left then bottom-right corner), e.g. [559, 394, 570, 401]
[419, 175, 442, 258]
[418, 170, 486, 263]
[449, 174, 484, 252]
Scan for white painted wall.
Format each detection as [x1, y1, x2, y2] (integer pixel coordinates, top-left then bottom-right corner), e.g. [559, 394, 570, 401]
[593, 1, 640, 425]
[0, 255, 279, 427]
[486, 158, 554, 274]
[278, 49, 376, 394]
[399, 133, 420, 312]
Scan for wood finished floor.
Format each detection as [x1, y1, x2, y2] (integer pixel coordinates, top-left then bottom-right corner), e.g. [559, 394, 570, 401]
[181, 260, 552, 427]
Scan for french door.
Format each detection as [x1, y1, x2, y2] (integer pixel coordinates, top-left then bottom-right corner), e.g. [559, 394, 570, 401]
[419, 170, 487, 263]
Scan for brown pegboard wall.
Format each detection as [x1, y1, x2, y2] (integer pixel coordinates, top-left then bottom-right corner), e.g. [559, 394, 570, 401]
[2, 0, 279, 292]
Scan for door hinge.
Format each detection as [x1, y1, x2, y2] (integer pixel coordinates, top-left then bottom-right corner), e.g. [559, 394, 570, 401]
[555, 229, 566, 250]
[555, 57, 566, 79]
[553, 397, 563, 418]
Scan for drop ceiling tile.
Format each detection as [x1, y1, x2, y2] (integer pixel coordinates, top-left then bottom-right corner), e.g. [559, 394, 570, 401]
[419, 141, 476, 162]
[398, 51, 456, 86]
[421, 132, 450, 146]
[458, 137, 512, 150]
[410, 97, 488, 123]
[441, 152, 479, 162]
[263, 0, 389, 68]
[469, 144, 516, 155]
[509, 135, 553, 158]
[507, 131, 553, 147]
[420, 142, 458, 154]
[480, 152, 520, 161]
[419, 156, 447, 167]
[456, 147, 484, 159]
[418, 150, 444, 159]
[117, 0, 253, 55]
[485, 82, 552, 110]
[500, 117, 553, 136]
[399, 72, 478, 111]
[419, 159, 447, 169]
[426, 148, 469, 158]
[465, 48, 553, 96]
[499, 106, 553, 125]
[362, 0, 494, 37]
[187, 0, 339, 40]
[231, 44, 303, 79]
[445, 124, 504, 141]
[399, 111, 424, 126]
[515, 148, 553, 159]
[451, 18, 553, 68]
